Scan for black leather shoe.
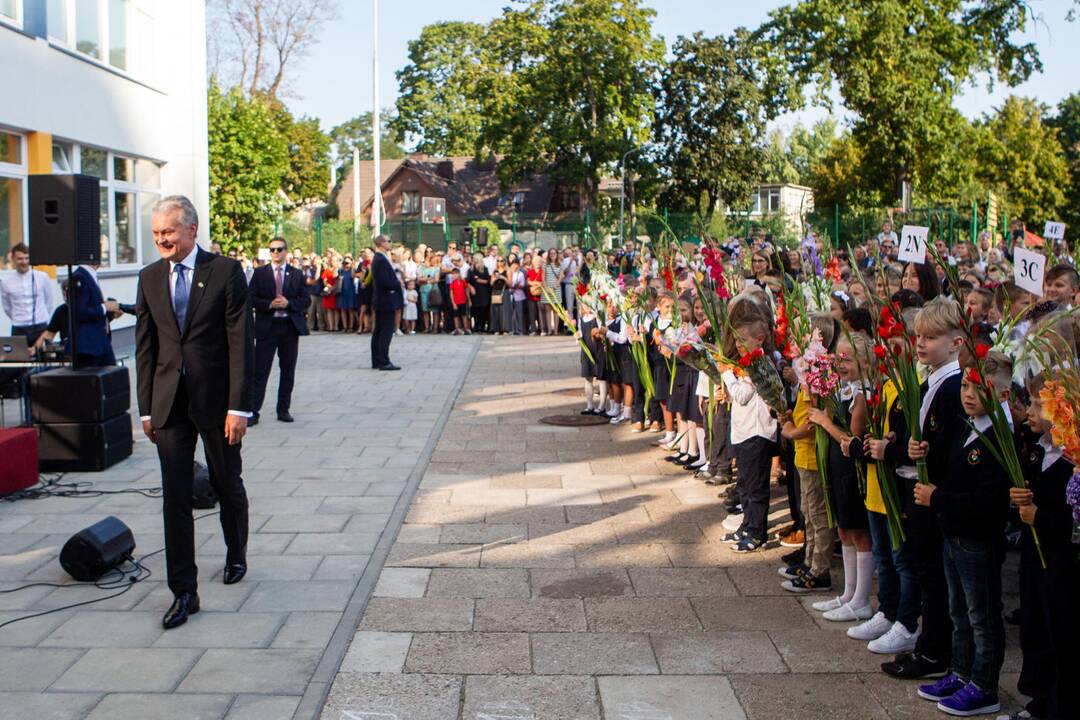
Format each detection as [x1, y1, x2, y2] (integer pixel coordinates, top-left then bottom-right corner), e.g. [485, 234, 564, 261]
[277, 412, 294, 423]
[378, 364, 401, 371]
[248, 414, 260, 427]
[223, 563, 247, 585]
[162, 592, 199, 629]
[881, 652, 949, 679]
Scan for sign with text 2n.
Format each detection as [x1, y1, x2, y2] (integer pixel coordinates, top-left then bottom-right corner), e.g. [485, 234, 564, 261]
[1044, 221, 1066, 241]
[897, 225, 929, 264]
[1013, 246, 1047, 297]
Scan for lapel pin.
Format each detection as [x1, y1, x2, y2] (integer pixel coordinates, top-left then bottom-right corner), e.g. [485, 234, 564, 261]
[197, 282, 204, 288]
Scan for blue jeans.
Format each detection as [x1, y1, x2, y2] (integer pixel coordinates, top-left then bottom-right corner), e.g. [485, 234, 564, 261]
[868, 510, 920, 632]
[942, 536, 1006, 690]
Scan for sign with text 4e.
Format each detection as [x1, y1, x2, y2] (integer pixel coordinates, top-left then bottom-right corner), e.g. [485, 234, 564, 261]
[1044, 221, 1066, 241]
[897, 225, 929, 264]
[1013, 246, 1047, 297]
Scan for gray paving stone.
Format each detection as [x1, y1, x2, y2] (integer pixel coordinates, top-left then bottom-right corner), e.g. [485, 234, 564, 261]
[359, 597, 474, 632]
[532, 633, 658, 675]
[405, 632, 531, 674]
[339, 631, 412, 673]
[318, 496, 398, 515]
[0, 610, 73, 647]
[134, 578, 256, 613]
[42, 611, 165, 648]
[52, 648, 201, 692]
[152, 611, 283, 648]
[0, 647, 84, 691]
[86, 693, 233, 720]
[440, 523, 528, 544]
[271, 611, 342, 649]
[0, 691, 102, 720]
[373, 567, 431, 598]
[475, 598, 587, 632]
[628, 567, 738, 598]
[260, 514, 351, 533]
[480, 542, 576, 568]
[394, 523, 443, 543]
[387, 542, 483, 567]
[240, 580, 354, 612]
[692, 596, 817, 632]
[462, 675, 601, 720]
[532, 569, 634, 598]
[312, 553, 373, 580]
[730, 674, 891, 719]
[226, 694, 302, 720]
[651, 631, 787, 674]
[284, 531, 381, 555]
[598, 675, 746, 720]
[178, 649, 321, 694]
[585, 597, 701, 632]
[321, 673, 462, 720]
[425, 568, 532, 598]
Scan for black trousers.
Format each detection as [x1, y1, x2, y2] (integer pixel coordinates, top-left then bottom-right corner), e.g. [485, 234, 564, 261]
[908, 501, 953, 662]
[471, 304, 489, 332]
[734, 436, 776, 542]
[252, 319, 299, 415]
[11, 323, 46, 345]
[371, 304, 395, 368]
[155, 377, 248, 596]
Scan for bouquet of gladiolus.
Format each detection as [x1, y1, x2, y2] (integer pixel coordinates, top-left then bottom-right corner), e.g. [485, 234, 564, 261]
[738, 347, 787, 419]
[874, 303, 931, 486]
[541, 283, 595, 365]
[866, 377, 906, 549]
[1040, 378, 1080, 464]
[796, 329, 841, 527]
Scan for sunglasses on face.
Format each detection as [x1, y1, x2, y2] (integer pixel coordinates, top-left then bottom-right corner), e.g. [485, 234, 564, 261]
[269, 247, 287, 253]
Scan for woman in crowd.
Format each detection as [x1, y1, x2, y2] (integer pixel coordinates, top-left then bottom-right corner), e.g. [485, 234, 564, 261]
[337, 256, 358, 331]
[419, 251, 441, 334]
[469, 254, 491, 333]
[321, 256, 340, 332]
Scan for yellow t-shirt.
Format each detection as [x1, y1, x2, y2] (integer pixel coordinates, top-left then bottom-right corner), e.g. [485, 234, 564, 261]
[793, 390, 816, 471]
[864, 379, 898, 515]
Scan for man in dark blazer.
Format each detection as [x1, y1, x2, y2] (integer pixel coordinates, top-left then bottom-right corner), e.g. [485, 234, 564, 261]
[248, 237, 309, 425]
[70, 264, 120, 367]
[134, 195, 254, 629]
[370, 234, 402, 371]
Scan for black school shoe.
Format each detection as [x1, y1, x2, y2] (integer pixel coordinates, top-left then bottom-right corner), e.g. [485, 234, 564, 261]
[881, 652, 950, 680]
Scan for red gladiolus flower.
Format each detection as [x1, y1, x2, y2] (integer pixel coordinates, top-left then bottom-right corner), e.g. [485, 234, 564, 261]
[873, 344, 887, 360]
[975, 343, 990, 359]
[877, 362, 888, 374]
[677, 344, 692, 360]
[576, 282, 587, 297]
[662, 267, 674, 291]
[892, 344, 903, 357]
[965, 367, 984, 386]
[717, 284, 730, 300]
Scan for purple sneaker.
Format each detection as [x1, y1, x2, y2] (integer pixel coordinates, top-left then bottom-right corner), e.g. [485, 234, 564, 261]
[936, 682, 1001, 717]
[917, 673, 966, 702]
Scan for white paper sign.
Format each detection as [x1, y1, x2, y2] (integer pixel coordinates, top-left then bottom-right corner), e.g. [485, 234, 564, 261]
[1044, 221, 1066, 241]
[1013, 246, 1047, 297]
[257, 248, 271, 261]
[897, 225, 929, 264]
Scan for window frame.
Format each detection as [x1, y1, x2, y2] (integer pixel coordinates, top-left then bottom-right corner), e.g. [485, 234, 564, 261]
[401, 190, 420, 216]
[0, 128, 28, 267]
[0, 0, 22, 30]
[49, 0, 133, 74]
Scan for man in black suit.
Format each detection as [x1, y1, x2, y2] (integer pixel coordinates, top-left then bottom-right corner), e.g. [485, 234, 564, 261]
[134, 195, 254, 629]
[370, 234, 402, 371]
[248, 237, 309, 425]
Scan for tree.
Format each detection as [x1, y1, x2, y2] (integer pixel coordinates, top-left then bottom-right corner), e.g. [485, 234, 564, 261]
[759, 118, 840, 186]
[973, 96, 1068, 225]
[207, 81, 290, 248]
[1049, 93, 1080, 234]
[330, 111, 407, 169]
[654, 30, 774, 221]
[207, 0, 338, 100]
[755, 0, 1042, 206]
[274, 110, 332, 209]
[392, 21, 491, 155]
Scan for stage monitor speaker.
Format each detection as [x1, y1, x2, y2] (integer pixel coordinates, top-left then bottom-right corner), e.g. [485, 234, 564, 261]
[30, 366, 131, 424]
[37, 412, 134, 472]
[29, 174, 101, 266]
[59, 516, 135, 581]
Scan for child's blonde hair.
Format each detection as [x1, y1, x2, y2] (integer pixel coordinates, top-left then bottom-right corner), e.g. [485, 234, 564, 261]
[914, 296, 965, 337]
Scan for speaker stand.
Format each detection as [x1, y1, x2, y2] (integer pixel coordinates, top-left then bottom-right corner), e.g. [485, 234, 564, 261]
[66, 264, 79, 371]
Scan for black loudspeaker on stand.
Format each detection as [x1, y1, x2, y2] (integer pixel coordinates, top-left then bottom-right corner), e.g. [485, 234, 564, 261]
[32, 367, 133, 472]
[60, 516, 135, 581]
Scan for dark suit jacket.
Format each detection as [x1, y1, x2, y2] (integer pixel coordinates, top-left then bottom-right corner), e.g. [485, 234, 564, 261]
[371, 251, 403, 311]
[249, 263, 311, 339]
[135, 248, 254, 428]
[70, 267, 111, 359]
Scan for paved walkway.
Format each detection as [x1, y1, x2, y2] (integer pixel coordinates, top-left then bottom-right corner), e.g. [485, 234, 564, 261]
[0, 332, 478, 720]
[323, 335, 1026, 720]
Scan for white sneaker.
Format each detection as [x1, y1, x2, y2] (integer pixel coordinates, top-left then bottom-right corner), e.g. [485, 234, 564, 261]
[610, 415, 625, 425]
[606, 407, 620, 418]
[867, 620, 920, 655]
[846, 611, 892, 640]
[657, 433, 674, 446]
[822, 602, 873, 622]
[812, 596, 845, 612]
[721, 514, 743, 532]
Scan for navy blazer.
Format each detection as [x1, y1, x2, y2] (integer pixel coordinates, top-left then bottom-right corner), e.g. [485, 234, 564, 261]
[371, 251, 403, 311]
[249, 263, 310, 339]
[69, 266, 111, 360]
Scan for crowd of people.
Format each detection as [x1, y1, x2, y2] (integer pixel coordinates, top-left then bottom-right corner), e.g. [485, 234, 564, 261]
[563, 220, 1078, 720]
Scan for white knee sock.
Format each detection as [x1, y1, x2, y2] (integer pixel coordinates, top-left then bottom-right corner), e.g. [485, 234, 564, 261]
[852, 551, 875, 609]
[693, 427, 708, 464]
[686, 422, 698, 455]
[839, 544, 857, 604]
[597, 381, 608, 410]
[583, 379, 595, 410]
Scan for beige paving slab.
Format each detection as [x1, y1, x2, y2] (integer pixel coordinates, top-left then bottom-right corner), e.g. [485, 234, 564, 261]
[405, 632, 531, 674]
[598, 675, 747, 720]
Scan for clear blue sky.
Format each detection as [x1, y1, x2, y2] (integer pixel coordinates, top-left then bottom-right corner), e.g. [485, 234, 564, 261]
[289, 0, 1080, 139]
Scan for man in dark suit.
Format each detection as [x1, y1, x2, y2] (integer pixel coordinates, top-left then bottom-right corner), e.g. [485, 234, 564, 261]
[69, 264, 120, 367]
[134, 195, 254, 629]
[370, 234, 402, 371]
[248, 237, 309, 425]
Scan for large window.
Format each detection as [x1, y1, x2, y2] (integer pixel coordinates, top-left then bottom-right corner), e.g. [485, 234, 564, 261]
[49, 139, 162, 270]
[753, 187, 782, 214]
[401, 191, 420, 215]
[0, 0, 20, 27]
[0, 130, 26, 270]
[50, 0, 130, 71]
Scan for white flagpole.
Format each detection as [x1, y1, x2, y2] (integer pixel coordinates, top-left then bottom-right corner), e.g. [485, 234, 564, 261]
[371, 0, 381, 233]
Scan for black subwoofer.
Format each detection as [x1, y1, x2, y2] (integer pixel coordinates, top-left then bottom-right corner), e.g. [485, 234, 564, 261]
[59, 516, 135, 581]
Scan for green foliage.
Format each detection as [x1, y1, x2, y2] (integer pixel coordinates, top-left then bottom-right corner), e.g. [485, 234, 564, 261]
[207, 80, 290, 251]
[761, 119, 840, 186]
[972, 96, 1069, 225]
[755, 0, 1042, 205]
[274, 109, 332, 209]
[1049, 92, 1080, 234]
[330, 110, 408, 169]
[467, 219, 502, 251]
[654, 30, 773, 220]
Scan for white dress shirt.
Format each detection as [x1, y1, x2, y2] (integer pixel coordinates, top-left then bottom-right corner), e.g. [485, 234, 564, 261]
[0, 268, 55, 326]
[1039, 433, 1065, 471]
[722, 369, 778, 445]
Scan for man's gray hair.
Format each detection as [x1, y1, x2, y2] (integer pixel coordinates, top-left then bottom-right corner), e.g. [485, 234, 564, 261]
[373, 234, 391, 246]
[152, 195, 199, 227]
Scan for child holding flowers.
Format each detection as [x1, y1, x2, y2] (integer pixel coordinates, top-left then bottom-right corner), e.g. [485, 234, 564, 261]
[910, 351, 1014, 718]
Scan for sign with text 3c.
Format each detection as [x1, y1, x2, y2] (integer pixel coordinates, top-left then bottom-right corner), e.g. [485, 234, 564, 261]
[1044, 221, 1066, 241]
[897, 226, 929, 264]
[1013, 246, 1047, 297]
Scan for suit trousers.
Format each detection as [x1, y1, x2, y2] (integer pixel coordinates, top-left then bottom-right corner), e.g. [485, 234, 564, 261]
[371, 304, 395, 368]
[155, 377, 248, 596]
[252, 319, 299, 415]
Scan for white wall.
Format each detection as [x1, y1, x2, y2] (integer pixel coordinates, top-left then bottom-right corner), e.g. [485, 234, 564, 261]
[0, 0, 209, 334]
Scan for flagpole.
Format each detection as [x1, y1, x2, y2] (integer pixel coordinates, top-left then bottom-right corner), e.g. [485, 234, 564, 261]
[371, 0, 381, 234]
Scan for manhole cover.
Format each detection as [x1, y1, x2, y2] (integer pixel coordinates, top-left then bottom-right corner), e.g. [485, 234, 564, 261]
[539, 414, 610, 426]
